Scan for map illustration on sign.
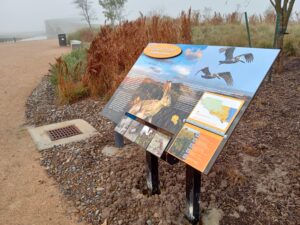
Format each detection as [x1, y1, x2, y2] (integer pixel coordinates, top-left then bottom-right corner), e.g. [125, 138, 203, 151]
[187, 92, 244, 135]
[147, 133, 171, 157]
[168, 123, 223, 173]
[102, 43, 279, 135]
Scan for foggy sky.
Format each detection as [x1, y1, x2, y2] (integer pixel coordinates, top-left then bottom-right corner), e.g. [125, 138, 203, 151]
[0, 0, 299, 34]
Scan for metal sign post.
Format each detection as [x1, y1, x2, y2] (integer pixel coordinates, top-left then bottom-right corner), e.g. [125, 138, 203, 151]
[185, 165, 201, 225]
[146, 152, 160, 195]
[114, 123, 124, 148]
[244, 12, 252, 48]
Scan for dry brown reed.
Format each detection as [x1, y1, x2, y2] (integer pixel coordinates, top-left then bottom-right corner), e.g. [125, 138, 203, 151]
[83, 10, 192, 98]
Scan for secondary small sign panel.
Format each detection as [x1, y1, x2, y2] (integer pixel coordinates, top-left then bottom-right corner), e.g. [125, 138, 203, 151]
[168, 123, 223, 173]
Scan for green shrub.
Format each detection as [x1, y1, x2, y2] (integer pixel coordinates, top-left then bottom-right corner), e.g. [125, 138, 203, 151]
[50, 48, 87, 86]
[49, 49, 88, 104]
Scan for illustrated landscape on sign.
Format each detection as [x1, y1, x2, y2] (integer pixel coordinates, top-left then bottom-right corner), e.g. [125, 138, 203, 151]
[168, 123, 223, 173]
[187, 92, 244, 135]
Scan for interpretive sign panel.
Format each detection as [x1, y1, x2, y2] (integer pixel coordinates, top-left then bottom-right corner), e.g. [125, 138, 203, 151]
[103, 44, 279, 134]
[105, 43, 279, 173]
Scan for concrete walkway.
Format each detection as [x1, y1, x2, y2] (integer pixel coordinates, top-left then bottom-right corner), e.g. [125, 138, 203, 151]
[0, 40, 83, 225]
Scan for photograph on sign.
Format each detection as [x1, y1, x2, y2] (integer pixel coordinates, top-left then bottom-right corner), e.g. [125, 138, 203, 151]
[147, 132, 171, 157]
[135, 125, 156, 149]
[123, 120, 144, 142]
[114, 115, 133, 135]
[168, 123, 223, 173]
[102, 43, 279, 135]
[187, 92, 244, 135]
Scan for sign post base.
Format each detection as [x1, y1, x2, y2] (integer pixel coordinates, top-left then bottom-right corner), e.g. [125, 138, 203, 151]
[185, 165, 201, 225]
[114, 123, 124, 148]
[146, 152, 160, 195]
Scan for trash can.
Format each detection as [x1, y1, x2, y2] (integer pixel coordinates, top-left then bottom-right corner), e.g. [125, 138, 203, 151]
[70, 40, 82, 50]
[58, 34, 67, 47]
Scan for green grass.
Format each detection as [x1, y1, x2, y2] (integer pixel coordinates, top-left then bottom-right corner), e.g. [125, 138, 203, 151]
[50, 48, 87, 86]
[49, 48, 88, 104]
[192, 23, 300, 56]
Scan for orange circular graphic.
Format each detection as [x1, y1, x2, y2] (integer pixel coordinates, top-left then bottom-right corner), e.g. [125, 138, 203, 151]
[143, 43, 182, 59]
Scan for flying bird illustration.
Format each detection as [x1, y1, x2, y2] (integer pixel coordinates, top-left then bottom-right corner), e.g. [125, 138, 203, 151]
[219, 47, 254, 64]
[195, 67, 233, 86]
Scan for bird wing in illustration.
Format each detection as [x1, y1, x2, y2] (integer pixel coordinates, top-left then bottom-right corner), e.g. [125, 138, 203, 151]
[194, 67, 211, 77]
[237, 53, 254, 63]
[218, 72, 233, 86]
[220, 47, 235, 60]
[201, 67, 210, 76]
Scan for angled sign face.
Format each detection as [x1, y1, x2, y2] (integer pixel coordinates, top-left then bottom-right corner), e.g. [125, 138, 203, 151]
[102, 43, 279, 173]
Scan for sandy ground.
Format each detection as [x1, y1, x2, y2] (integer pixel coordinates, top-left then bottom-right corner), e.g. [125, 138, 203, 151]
[0, 40, 83, 225]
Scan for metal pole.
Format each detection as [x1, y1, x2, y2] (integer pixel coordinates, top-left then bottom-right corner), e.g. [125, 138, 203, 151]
[244, 12, 252, 48]
[114, 123, 124, 148]
[185, 165, 201, 225]
[146, 152, 160, 195]
[273, 12, 281, 48]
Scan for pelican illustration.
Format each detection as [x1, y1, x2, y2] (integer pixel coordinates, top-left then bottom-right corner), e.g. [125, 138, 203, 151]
[195, 67, 233, 86]
[219, 47, 254, 64]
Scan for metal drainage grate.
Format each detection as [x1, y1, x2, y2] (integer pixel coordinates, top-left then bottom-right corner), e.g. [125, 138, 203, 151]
[47, 125, 82, 141]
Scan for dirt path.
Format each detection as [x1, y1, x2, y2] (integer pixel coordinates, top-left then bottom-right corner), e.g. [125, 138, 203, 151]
[0, 40, 83, 225]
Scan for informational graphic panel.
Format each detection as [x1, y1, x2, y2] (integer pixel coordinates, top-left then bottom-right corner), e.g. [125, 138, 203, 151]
[168, 123, 223, 173]
[104, 43, 280, 173]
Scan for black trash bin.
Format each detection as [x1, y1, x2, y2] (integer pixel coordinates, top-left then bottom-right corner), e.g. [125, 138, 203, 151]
[58, 34, 67, 47]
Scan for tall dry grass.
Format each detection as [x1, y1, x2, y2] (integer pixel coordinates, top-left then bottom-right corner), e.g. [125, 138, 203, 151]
[83, 10, 192, 98]
[192, 10, 300, 55]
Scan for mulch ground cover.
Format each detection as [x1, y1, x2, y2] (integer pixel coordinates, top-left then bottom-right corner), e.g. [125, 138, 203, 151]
[25, 57, 300, 225]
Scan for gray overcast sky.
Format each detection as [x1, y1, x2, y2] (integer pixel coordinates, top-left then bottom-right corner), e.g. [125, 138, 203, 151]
[0, 0, 299, 34]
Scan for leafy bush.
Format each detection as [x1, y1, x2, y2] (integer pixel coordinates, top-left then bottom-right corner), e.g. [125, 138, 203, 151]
[50, 49, 87, 85]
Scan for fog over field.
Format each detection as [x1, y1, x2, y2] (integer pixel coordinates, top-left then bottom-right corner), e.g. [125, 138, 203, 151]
[1, 0, 299, 35]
